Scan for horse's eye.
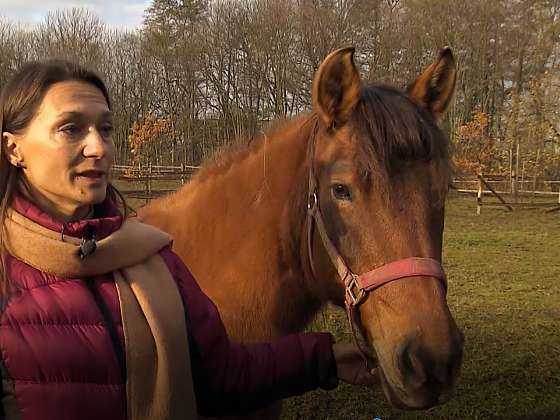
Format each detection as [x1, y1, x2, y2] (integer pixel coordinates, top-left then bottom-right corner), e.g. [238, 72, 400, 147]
[332, 184, 352, 201]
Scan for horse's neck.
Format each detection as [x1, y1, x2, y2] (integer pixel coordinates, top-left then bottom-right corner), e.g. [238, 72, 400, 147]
[151, 118, 322, 340]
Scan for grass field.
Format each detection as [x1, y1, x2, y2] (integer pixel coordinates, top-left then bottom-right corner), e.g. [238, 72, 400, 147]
[280, 194, 560, 420]
[125, 186, 559, 420]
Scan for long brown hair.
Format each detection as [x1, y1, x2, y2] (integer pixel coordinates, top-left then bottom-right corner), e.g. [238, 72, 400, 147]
[0, 60, 131, 291]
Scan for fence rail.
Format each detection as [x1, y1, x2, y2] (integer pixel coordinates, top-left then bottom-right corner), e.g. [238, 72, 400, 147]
[453, 176, 560, 194]
[112, 164, 199, 178]
[112, 165, 560, 208]
[453, 174, 560, 213]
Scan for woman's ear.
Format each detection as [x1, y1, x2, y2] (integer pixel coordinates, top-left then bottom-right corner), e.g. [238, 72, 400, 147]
[2, 132, 25, 168]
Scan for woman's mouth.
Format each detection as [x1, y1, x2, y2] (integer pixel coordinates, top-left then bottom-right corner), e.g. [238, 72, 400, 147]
[75, 170, 106, 182]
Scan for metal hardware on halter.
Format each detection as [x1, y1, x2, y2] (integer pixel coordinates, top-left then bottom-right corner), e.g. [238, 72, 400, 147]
[345, 273, 365, 306]
[307, 192, 318, 211]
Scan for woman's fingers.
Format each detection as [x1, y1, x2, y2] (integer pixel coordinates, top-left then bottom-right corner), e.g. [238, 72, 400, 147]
[333, 342, 380, 387]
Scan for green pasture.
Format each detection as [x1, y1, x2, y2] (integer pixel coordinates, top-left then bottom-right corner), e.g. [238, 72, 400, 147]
[122, 182, 559, 420]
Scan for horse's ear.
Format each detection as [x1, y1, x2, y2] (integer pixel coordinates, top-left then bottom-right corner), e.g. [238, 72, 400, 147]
[312, 47, 361, 129]
[407, 47, 456, 122]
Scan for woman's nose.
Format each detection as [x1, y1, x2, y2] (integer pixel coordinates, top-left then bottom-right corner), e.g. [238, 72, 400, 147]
[83, 128, 111, 158]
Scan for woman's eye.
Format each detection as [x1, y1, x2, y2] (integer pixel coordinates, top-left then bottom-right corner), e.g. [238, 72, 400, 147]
[60, 124, 83, 138]
[332, 184, 352, 201]
[99, 124, 114, 138]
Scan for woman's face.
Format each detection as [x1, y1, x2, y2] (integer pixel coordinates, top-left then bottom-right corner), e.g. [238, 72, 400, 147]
[3, 80, 115, 220]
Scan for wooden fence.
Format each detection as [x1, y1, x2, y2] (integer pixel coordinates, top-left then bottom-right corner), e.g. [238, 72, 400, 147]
[112, 164, 200, 180]
[111, 164, 200, 199]
[452, 174, 560, 213]
[111, 165, 560, 211]
[453, 175, 560, 196]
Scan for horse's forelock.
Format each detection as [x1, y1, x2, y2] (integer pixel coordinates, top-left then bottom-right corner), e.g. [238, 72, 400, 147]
[353, 84, 452, 198]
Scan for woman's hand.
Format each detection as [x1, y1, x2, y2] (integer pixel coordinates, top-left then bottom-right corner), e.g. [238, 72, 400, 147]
[332, 342, 379, 387]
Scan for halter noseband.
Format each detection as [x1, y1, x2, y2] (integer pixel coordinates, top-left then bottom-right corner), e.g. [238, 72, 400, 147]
[304, 120, 448, 365]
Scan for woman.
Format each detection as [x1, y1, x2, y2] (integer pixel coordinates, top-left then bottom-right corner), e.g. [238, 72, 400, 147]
[0, 60, 375, 420]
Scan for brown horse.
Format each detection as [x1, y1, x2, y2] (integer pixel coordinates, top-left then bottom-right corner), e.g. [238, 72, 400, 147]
[139, 47, 464, 417]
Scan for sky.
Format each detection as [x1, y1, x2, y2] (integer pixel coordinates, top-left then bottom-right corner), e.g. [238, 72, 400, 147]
[0, 0, 151, 29]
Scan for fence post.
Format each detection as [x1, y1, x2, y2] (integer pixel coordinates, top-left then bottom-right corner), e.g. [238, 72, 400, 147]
[514, 141, 520, 203]
[146, 164, 152, 197]
[477, 173, 513, 212]
[531, 149, 540, 204]
[181, 163, 185, 185]
[477, 176, 483, 216]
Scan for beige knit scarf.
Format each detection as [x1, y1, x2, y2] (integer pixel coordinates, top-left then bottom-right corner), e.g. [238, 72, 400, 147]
[3, 209, 198, 420]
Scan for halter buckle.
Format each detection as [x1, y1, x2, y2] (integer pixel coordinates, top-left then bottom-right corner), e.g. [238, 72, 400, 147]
[307, 191, 318, 211]
[345, 273, 365, 307]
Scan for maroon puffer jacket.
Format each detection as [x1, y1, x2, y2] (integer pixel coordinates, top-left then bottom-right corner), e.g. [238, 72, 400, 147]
[0, 194, 338, 420]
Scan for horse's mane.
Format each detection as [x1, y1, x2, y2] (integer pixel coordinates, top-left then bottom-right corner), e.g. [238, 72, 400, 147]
[191, 84, 451, 196]
[191, 115, 314, 185]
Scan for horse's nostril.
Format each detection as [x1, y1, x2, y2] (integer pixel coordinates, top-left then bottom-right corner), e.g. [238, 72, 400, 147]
[397, 336, 462, 387]
[397, 337, 427, 387]
[394, 335, 463, 408]
[397, 340, 413, 375]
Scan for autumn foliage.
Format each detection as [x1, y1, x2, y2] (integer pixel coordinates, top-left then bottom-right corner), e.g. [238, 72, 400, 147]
[127, 112, 171, 170]
[453, 112, 496, 174]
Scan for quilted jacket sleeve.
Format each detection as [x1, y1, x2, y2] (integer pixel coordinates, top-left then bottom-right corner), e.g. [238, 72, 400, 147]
[159, 248, 338, 416]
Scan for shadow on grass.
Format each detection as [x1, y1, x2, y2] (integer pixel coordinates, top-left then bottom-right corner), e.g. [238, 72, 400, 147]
[509, 409, 560, 420]
[282, 299, 560, 420]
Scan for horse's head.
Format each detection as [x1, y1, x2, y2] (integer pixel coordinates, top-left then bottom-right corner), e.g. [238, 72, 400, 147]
[306, 47, 463, 409]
